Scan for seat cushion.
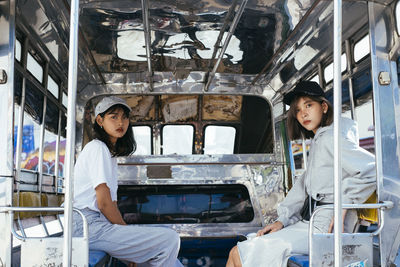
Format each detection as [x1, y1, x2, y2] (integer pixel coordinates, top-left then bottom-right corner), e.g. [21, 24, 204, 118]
[89, 250, 109, 267]
[288, 254, 309, 267]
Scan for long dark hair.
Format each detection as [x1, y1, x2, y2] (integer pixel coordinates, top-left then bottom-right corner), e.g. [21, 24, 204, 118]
[93, 104, 136, 156]
[286, 95, 333, 140]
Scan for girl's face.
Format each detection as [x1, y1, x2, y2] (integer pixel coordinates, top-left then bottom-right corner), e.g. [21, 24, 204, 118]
[96, 107, 129, 145]
[295, 96, 328, 134]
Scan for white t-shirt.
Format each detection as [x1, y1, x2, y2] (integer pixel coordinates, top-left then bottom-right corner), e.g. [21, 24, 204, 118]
[73, 139, 118, 212]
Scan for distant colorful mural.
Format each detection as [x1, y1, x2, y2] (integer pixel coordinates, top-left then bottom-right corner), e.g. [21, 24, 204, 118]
[14, 125, 65, 176]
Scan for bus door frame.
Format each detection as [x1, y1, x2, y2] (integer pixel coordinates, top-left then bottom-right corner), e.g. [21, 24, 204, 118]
[368, 2, 400, 266]
[0, 0, 16, 266]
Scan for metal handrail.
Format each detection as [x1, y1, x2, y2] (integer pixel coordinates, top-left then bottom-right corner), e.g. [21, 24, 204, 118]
[308, 200, 393, 266]
[0, 206, 88, 241]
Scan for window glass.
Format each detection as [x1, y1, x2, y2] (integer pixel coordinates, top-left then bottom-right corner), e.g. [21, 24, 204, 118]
[43, 130, 57, 175]
[204, 126, 236, 154]
[309, 74, 319, 84]
[15, 113, 41, 171]
[354, 34, 370, 63]
[132, 126, 151, 155]
[59, 136, 66, 177]
[162, 125, 193, 155]
[62, 92, 68, 108]
[47, 75, 59, 99]
[324, 53, 347, 83]
[355, 100, 374, 139]
[15, 39, 22, 62]
[27, 53, 43, 83]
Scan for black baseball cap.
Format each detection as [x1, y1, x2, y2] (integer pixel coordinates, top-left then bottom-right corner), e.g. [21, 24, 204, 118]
[283, 81, 325, 105]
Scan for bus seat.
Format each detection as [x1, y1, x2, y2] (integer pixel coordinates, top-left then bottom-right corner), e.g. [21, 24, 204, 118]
[357, 192, 378, 224]
[288, 254, 309, 267]
[89, 250, 110, 267]
[15, 192, 41, 219]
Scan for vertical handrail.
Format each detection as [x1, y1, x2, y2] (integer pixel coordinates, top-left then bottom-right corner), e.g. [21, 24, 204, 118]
[54, 111, 62, 194]
[302, 139, 308, 170]
[345, 40, 356, 121]
[38, 62, 50, 236]
[14, 37, 29, 239]
[63, 0, 80, 265]
[333, 0, 343, 266]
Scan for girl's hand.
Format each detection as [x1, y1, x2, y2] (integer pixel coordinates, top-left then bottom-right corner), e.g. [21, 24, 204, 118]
[256, 221, 283, 236]
[328, 209, 348, 233]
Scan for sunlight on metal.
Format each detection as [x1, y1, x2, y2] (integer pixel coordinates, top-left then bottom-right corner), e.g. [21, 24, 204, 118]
[333, 0, 343, 266]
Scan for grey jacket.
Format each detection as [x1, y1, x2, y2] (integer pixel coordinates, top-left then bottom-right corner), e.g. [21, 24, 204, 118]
[277, 118, 376, 227]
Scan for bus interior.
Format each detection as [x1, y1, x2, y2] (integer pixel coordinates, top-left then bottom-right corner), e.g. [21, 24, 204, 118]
[1, 0, 400, 266]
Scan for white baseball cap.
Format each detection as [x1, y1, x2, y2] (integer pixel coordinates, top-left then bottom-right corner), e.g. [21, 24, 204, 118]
[95, 96, 132, 117]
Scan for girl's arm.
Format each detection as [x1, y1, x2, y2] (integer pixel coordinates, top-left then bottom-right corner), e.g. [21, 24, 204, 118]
[95, 183, 126, 225]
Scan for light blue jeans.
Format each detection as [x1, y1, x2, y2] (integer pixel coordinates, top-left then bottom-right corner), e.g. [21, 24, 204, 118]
[73, 208, 183, 267]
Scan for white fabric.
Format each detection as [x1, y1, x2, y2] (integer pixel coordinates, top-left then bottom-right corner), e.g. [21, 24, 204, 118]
[238, 209, 358, 267]
[238, 221, 308, 267]
[73, 139, 118, 212]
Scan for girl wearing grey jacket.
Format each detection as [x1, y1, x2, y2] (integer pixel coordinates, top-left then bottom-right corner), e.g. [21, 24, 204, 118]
[226, 81, 376, 267]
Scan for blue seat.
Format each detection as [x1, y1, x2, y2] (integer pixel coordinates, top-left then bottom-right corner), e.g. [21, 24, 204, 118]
[288, 254, 309, 267]
[89, 250, 110, 267]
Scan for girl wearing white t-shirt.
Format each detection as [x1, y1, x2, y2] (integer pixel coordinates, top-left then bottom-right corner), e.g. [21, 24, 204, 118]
[73, 96, 182, 267]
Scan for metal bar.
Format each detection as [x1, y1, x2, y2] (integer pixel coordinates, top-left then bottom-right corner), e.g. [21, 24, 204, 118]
[38, 64, 49, 195]
[251, 0, 323, 85]
[1, 207, 88, 241]
[309, 201, 393, 266]
[60, 0, 105, 85]
[333, 0, 343, 266]
[345, 40, 356, 120]
[141, 0, 154, 91]
[54, 111, 62, 194]
[0, 0, 16, 263]
[302, 139, 308, 170]
[38, 63, 50, 236]
[63, 0, 80, 265]
[204, 0, 239, 78]
[204, 0, 248, 91]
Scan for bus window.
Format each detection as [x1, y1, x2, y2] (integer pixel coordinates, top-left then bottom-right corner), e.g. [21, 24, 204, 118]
[324, 53, 347, 83]
[15, 39, 22, 62]
[204, 125, 236, 154]
[27, 52, 43, 83]
[309, 74, 319, 84]
[162, 125, 193, 155]
[19, 113, 41, 171]
[47, 75, 59, 99]
[396, 1, 400, 35]
[354, 34, 370, 63]
[43, 99, 59, 175]
[132, 126, 152, 155]
[62, 92, 68, 108]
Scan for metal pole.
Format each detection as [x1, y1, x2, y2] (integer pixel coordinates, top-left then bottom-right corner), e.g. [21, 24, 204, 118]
[54, 111, 62, 193]
[302, 139, 308, 170]
[141, 0, 154, 91]
[38, 62, 50, 236]
[63, 0, 79, 265]
[204, 0, 248, 91]
[333, 0, 343, 266]
[345, 40, 356, 121]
